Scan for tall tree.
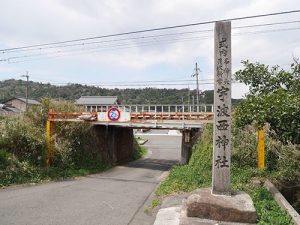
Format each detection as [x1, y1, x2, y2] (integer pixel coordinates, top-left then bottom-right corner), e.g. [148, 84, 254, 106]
[234, 60, 300, 144]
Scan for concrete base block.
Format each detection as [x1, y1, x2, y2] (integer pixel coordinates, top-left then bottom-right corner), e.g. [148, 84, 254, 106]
[184, 188, 257, 223]
[153, 206, 256, 225]
[153, 207, 181, 225]
[180, 216, 256, 225]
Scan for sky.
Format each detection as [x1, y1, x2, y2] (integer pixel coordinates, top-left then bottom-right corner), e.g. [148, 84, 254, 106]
[0, 0, 300, 99]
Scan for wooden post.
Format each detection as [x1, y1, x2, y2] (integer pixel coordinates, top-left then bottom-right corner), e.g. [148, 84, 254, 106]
[212, 21, 232, 195]
[258, 127, 265, 169]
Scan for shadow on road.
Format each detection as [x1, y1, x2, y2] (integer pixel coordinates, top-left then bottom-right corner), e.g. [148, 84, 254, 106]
[126, 158, 179, 171]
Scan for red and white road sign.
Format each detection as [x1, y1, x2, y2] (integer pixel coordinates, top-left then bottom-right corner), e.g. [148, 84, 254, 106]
[107, 107, 121, 121]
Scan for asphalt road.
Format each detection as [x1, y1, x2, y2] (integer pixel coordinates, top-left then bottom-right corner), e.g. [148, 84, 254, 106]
[0, 130, 181, 225]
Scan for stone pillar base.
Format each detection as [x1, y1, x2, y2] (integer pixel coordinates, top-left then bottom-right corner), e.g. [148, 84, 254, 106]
[184, 188, 257, 223]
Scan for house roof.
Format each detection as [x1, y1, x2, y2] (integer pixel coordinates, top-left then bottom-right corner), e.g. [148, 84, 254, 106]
[5, 97, 40, 105]
[0, 104, 22, 113]
[75, 96, 118, 105]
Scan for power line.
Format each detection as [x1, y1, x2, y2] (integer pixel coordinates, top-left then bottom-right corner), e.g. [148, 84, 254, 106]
[1, 9, 300, 52]
[78, 78, 214, 84]
[52, 82, 216, 87]
[5, 19, 300, 54]
[3, 29, 213, 54]
[4, 26, 300, 64]
[43, 81, 242, 87]
[0, 77, 214, 84]
[31, 80, 241, 86]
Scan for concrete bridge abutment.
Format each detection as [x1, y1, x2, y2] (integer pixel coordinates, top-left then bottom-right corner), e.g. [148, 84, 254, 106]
[91, 125, 135, 164]
[91, 125, 201, 166]
[181, 128, 201, 164]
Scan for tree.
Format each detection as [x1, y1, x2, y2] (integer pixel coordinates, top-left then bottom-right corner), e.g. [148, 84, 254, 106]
[234, 60, 300, 144]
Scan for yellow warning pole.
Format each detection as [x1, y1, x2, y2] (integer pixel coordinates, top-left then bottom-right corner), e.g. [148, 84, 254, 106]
[46, 118, 54, 166]
[258, 127, 265, 170]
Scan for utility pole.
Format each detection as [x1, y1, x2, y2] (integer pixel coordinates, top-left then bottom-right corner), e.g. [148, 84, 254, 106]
[21, 71, 29, 111]
[192, 63, 200, 110]
[187, 85, 190, 105]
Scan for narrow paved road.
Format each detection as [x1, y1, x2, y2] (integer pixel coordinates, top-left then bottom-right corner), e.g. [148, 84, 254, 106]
[0, 130, 181, 225]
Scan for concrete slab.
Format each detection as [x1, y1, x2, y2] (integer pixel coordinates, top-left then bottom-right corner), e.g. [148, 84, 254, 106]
[184, 188, 257, 223]
[152, 206, 256, 225]
[153, 207, 181, 225]
[161, 194, 189, 208]
[180, 216, 256, 225]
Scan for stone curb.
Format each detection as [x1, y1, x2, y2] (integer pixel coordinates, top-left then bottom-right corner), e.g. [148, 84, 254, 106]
[138, 139, 148, 145]
[264, 180, 300, 225]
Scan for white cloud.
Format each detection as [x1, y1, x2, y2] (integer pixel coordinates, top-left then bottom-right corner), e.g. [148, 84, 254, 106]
[0, 0, 299, 98]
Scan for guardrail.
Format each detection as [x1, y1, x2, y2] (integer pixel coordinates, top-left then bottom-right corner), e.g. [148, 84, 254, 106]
[48, 111, 213, 122]
[84, 104, 214, 113]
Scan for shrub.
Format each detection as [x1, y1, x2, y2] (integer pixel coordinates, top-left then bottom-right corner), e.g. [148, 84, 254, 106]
[0, 149, 42, 186]
[0, 99, 108, 186]
[234, 60, 300, 144]
[0, 117, 45, 165]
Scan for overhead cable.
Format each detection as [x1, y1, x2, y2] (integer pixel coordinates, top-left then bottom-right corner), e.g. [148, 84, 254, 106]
[1, 9, 300, 52]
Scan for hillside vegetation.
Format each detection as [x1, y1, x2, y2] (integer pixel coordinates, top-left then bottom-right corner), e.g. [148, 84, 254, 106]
[0, 79, 242, 105]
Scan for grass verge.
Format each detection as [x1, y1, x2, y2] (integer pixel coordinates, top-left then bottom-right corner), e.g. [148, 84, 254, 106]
[155, 124, 293, 225]
[0, 149, 110, 187]
[0, 137, 146, 188]
[133, 138, 147, 160]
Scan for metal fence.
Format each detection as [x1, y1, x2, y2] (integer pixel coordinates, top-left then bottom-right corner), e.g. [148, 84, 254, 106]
[84, 104, 214, 113]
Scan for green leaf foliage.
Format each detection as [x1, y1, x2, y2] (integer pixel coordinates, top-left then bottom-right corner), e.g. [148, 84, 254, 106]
[234, 60, 300, 144]
[0, 100, 108, 186]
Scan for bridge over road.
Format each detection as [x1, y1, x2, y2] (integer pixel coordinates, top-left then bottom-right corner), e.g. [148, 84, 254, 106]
[49, 104, 213, 129]
[47, 104, 213, 165]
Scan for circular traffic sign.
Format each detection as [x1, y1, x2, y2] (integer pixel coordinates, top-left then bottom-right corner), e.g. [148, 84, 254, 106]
[107, 107, 121, 121]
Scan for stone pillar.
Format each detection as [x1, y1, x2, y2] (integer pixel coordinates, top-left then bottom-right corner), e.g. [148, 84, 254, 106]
[212, 21, 232, 195]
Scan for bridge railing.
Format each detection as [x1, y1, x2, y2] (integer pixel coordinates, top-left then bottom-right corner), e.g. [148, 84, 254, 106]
[84, 104, 214, 113]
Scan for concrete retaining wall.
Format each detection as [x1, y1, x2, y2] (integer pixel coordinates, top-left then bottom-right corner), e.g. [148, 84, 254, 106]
[91, 125, 134, 164]
[181, 128, 201, 164]
[264, 180, 300, 225]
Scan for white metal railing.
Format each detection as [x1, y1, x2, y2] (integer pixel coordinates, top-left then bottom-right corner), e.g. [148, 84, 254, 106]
[84, 104, 214, 113]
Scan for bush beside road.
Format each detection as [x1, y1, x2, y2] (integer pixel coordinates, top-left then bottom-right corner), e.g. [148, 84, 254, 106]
[0, 99, 146, 188]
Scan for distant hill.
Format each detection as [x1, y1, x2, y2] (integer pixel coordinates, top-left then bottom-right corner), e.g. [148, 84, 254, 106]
[0, 79, 242, 105]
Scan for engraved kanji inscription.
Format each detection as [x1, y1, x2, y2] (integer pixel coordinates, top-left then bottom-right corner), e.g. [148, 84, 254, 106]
[218, 37, 228, 49]
[216, 120, 229, 130]
[216, 135, 229, 151]
[214, 155, 229, 168]
[217, 86, 229, 102]
[217, 104, 230, 117]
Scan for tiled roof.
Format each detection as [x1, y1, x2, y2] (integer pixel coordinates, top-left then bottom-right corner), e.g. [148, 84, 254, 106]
[75, 96, 118, 105]
[4, 97, 40, 105]
[15, 97, 40, 105]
